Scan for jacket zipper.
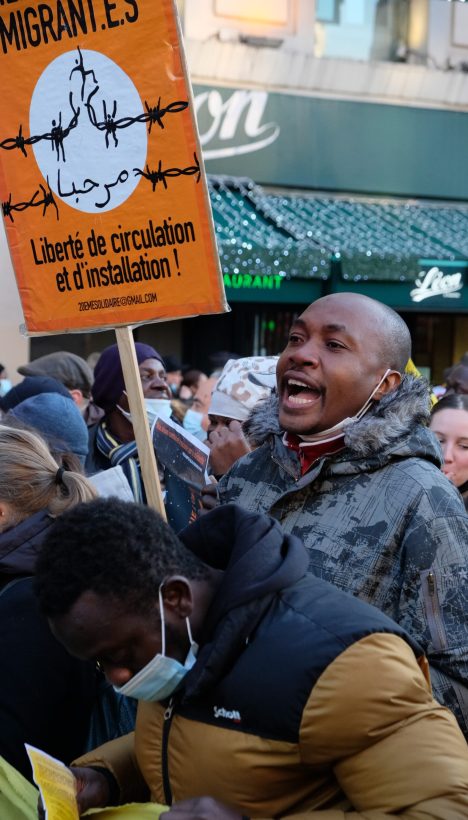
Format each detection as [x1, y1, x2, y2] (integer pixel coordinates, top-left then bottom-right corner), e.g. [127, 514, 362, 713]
[162, 699, 174, 805]
[421, 569, 447, 651]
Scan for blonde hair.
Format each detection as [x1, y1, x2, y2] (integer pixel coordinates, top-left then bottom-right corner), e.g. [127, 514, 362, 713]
[0, 426, 97, 519]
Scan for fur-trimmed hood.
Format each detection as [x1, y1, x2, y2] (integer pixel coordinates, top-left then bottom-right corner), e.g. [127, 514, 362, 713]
[244, 375, 441, 466]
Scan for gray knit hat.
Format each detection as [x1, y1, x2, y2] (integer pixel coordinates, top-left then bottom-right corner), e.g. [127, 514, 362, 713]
[11, 393, 89, 461]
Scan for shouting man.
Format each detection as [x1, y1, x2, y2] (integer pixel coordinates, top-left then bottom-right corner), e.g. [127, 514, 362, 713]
[209, 293, 468, 735]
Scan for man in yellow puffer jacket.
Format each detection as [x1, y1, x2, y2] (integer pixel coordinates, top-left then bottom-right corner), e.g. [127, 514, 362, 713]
[35, 499, 468, 820]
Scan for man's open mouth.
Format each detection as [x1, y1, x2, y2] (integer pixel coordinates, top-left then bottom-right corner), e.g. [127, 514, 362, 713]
[285, 378, 322, 406]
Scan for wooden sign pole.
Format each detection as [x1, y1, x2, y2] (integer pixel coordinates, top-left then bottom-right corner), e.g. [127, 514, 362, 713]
[115, 326, 167, 520]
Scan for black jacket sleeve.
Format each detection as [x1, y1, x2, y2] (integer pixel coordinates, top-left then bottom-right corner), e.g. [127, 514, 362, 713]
[0, 578, 96, 780]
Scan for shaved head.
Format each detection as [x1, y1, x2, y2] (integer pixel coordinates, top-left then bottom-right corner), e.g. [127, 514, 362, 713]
[277, 292, 409, 434]
[309, 293, 411, 373]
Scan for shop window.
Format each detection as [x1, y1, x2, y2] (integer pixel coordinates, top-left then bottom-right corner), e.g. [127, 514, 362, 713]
[315, 0, 409, 62]
[316, 0, 341, 24]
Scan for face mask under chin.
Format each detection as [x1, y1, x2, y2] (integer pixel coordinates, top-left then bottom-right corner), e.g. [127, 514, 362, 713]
[114, 585, 198, 702]
[117, 394, 172, 427]
[298, 369, 394, 445]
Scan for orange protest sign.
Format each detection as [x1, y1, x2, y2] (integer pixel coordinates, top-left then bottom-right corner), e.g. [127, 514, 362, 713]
[0, 0, 228, 334]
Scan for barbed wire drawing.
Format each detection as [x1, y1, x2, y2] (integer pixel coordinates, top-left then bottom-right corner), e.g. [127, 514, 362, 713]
[85, 88, 134, 148]
[0, 46, 188, 161]
[142, 98, 189, 134]
[1, 48, 188, 160]
[50, 94, 80, 161]
[85, 87, 189, 147]
[0, 93, 80, 162]
[133, 153, 200, 192]
[2, 178, 59, 222]
[0, 124, 31, 158]
[1, 47, 195, 218]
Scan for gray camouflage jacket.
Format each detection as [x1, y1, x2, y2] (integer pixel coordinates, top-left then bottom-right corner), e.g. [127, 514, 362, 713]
[219, 376, 468, 735]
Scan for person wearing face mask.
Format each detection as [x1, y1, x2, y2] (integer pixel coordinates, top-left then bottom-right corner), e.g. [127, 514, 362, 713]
[34, 498, 468, 819]
[182, 377, 217, 442]
[0, 364, 12, 398]
[430, 393, 468, 512]
[202, 293, 468, 738]
[86, 342, 174, 503]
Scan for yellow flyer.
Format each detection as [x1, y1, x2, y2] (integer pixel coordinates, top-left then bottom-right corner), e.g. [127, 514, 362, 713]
[0, 0, 227, 334]
[2, 752, 167, 820]
[25, 744, 79, 819]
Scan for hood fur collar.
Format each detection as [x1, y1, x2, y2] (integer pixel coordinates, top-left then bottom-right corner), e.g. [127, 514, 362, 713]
[244, 375, 432, 459]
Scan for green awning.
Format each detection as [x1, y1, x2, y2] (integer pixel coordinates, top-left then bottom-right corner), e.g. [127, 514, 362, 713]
[209, 177, 331, 284]
[209, 176, 468, 311]
[209, 176, 468, 286]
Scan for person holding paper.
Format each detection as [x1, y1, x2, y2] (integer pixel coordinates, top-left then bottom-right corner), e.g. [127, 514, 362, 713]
[35, 497, 468, 819]
[86, 343, 173, 503]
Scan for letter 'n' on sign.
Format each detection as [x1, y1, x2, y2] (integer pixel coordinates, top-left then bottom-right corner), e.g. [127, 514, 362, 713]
[0, 0, 228, 334]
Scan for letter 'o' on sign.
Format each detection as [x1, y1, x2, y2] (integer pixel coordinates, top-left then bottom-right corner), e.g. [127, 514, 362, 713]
[30, 50, 147, 214]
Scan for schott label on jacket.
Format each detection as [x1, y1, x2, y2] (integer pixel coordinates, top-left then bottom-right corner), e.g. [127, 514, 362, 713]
[213, 705, 241, 723]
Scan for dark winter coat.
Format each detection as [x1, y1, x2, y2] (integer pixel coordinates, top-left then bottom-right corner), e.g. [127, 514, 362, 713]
[0, 511, 96, 779]
[220, 376, 468, 735]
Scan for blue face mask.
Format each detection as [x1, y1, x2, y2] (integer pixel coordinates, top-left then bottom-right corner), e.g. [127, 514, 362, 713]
[0, 379, 12, 397]
[114, 585, 198, 702]
[183, 409, 207, 441]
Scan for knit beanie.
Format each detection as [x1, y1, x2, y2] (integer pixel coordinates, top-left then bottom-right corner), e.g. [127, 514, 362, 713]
[10, 393, 89, 460]
[0, 375, 71, 412]
[91, 342, 164, 411]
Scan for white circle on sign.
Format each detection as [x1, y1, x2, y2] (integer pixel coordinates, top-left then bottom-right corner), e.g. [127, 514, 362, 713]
[30, 49, 147, 214]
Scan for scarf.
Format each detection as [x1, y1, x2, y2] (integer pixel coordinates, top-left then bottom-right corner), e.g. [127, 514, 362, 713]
[95, 421, 144, 504]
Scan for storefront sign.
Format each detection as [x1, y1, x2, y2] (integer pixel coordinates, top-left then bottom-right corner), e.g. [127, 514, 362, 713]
[194, 83, 468, 201]
[0, 1, 226, 334]
[194, 90, 280, 159]
[224, 273, 322, 304]
[224, 272, 283, 290]
[410, 266, 463, 303]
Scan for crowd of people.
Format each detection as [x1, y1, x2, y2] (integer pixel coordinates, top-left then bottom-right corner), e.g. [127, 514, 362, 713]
[2, 293, 468, 818]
